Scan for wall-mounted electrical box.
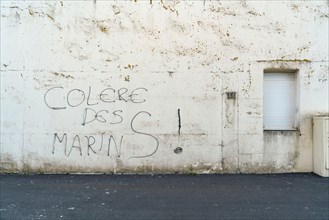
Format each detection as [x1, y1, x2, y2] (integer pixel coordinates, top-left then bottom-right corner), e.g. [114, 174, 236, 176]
[313, 117, 329, 177]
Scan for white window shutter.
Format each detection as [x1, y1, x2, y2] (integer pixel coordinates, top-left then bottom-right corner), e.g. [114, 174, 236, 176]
[263, 72, 296, 130]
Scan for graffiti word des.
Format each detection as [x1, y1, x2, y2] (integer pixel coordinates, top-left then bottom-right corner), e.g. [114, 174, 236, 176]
[82, 108, 124, 126]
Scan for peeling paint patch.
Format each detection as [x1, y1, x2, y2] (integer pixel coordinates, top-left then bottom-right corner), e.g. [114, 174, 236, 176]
[28, 8, 34, 16]
[98, 25, 108, 33]
[124, 64, 137, 69]
[160, 0, 179, 13]
[112, 5, 120, 15]
[167, 71, 174, 77]
[257, 59, 312, 63]
[52, 72, 74, 79]
[46, 13, 54, 21]
[247, 11, 264, 16]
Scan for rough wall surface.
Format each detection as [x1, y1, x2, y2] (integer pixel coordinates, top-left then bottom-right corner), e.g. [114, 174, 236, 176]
[1, 0, 328, 173]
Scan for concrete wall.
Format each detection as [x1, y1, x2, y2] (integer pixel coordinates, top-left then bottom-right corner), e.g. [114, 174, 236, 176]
[1, 0, 328, 173]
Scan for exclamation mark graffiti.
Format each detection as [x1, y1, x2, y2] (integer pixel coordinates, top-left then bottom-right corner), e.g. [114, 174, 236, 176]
[178, 109, 181, 135]
[174, 109, 183, 154]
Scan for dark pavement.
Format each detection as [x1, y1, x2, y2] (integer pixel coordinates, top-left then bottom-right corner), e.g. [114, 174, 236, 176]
[0, 173, 328, 220]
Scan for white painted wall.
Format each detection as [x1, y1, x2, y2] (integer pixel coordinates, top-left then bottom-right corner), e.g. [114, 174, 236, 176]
[1, 0, 328, 173]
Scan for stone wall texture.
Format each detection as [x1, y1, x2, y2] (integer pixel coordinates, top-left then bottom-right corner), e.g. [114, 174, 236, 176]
[1, 0, 328, 173]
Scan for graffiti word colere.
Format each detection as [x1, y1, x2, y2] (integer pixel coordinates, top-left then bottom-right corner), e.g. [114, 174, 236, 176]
[44, 86, 148, 110]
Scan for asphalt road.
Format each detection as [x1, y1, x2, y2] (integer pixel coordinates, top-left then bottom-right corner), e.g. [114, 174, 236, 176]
[0, 173, 328, 220]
